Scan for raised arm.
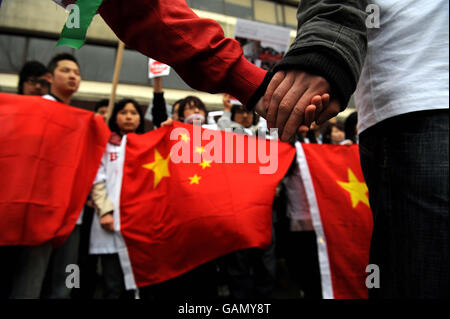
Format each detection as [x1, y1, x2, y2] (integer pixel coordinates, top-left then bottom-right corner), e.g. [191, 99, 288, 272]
[98, 0, 267, 108]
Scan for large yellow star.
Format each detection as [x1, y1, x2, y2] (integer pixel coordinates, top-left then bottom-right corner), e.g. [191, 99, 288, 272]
[142, 149, 171, 189]
[337, 169, 370, 209]
[199, 160, 211, 169]
[189, 174, 201, 185]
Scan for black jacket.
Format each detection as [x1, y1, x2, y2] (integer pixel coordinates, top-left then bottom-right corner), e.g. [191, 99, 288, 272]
[258, 0, 369, 111]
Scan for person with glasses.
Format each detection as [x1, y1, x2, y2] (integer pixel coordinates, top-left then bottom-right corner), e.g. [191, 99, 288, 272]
[17, 61, 50, 96]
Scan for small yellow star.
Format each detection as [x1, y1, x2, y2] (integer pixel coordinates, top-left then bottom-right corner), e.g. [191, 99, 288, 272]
[189, 174, 201, 185]
[179, 133, 190, 142]
[142, 149, 171, 189]
[195, 146, 205, 154]
[337, 169, 370, 209]
[199, 160, 211, 169]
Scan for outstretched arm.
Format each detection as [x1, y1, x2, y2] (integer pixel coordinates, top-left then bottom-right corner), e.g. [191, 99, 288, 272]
[262, 0, 368, 141]
[98, 0, 267, 108]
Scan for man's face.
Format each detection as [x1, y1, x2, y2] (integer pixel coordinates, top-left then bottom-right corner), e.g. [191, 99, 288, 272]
[47, 60, 81, 95]
[22, 75, 50, 96]
[96, 106, 108, 122]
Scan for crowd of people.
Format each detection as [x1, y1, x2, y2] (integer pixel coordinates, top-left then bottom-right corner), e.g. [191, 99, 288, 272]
[1, 53, 360, 300]
[1, 0, 448, 300]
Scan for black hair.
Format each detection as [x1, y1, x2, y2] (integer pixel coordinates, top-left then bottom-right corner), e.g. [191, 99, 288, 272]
[108, 98, 145, 135]
[47, 53, 80, 75]
[344, 111, 358, 143]
[18, 61, 48, 94]
[305, 129, 318, 144]
[322, 122, 345, 144]
[230, 104, 258, 126]
[94, 99, 109, 113]
[171, 98, 185, 115]
[177, 96, 208, 121]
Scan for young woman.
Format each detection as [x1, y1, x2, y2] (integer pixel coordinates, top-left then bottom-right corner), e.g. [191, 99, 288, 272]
[90, 98, 145, 299]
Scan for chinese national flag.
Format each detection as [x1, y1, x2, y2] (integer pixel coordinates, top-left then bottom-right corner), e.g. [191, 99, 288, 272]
[0, 93, 110, 246]
[297, 143, 373, 299]
[118, 122, 295, 289]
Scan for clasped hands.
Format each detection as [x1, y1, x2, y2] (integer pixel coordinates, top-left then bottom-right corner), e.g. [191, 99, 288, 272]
[255, 70, 341, 141]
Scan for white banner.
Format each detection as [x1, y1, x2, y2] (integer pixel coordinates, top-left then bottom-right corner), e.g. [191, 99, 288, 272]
[234, 19, 291, 71]
[148, 58, 171, 79]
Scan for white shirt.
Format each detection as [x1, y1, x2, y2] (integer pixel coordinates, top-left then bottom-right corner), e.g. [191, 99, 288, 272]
[355, 0, 449, 133]
[89, 141, 125, 254]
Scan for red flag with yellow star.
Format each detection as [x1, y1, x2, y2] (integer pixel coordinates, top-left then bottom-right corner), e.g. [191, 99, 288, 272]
[296, 143, 373, 299]
[0, 93, 110, 247]
[117, 122, 295, 289]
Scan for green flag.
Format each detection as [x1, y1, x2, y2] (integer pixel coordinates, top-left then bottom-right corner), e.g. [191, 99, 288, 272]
[56, 0, 104, 49]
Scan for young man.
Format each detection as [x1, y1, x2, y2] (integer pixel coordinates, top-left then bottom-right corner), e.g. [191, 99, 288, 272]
[41, 53, 83, 299]
[10, 53, 83, 299]
[18, 61, 50, 96]
[43, 53, 81, 104]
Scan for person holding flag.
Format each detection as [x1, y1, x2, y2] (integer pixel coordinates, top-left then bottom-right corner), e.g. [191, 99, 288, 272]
[89, 98, 145, 299]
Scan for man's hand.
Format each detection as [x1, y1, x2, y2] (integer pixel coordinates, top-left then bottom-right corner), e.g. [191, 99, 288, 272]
[256, 96, 318, 136]
[100, 213, 114, 232]
[263, 70, 340, 141]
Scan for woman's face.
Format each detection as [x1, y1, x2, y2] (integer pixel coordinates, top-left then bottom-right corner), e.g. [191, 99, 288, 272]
[331, 126, 345, 143]
[183, 101, 206, 120]
[234, 111, 254, 128]
[116, 103, 141, 134]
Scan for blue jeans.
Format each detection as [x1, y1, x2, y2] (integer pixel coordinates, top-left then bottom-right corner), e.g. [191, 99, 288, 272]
[359, 109, 449, 298]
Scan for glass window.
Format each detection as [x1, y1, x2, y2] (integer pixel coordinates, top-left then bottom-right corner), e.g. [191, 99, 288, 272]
[254, 0, 277, 25]
[224, 0, 253, 20]
[284, 5, 298, 29]
[191, 0, 224, 14]
[74, 44, 115, 82]
[26, 38, 74, 67]
[276, 4, 284, 26]
[0, 34, 27, 73]
[119, 49, 149, 85]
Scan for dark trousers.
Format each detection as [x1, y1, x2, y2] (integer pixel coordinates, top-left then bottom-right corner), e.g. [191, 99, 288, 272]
[139, 259, 219, 300]
[359, 109, 449, 298]
[285, 231, 322, 299]
[100, 253, 134, 299]
[41, 226, 81, 299]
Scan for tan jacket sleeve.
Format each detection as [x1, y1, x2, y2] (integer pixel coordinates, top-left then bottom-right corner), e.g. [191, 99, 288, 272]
[91, 181, 114, 217]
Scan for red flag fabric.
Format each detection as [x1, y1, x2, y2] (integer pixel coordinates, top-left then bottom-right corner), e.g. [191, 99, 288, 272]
[118, 122, 295, 288]
[0, 93, 110, 247]
[297, 143, 373, 299]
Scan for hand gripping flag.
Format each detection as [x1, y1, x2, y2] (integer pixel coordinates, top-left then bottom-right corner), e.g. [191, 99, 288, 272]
[113, 122, 296, 289]
[295, 143, 373, 299]
[0, 93, 110, 247]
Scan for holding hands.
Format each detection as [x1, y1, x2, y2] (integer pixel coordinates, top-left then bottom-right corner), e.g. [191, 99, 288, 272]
[256, 70, 341, 142]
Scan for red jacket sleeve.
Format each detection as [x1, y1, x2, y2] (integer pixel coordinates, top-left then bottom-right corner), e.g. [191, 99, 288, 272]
[98, 0, 267, 107]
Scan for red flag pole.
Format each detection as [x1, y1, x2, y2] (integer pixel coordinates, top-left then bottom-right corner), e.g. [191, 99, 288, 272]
[106, 40, 125, 122]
